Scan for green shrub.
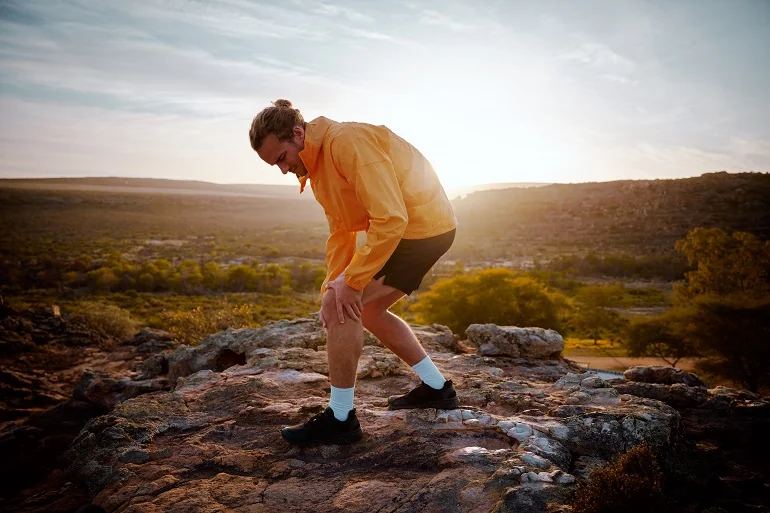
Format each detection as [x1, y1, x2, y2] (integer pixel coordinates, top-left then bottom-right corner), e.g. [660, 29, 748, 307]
[159, 303, 262, 346]
[70, 301, 138, 340]
[570, 443, 665, 513]
[411, 268, 566, 335]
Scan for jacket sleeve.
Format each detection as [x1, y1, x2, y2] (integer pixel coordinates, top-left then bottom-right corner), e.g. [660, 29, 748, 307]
[343, 158, 408, 290]
[321, 212, 357, 296]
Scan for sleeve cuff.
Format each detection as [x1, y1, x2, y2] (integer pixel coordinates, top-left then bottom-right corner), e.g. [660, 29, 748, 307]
[344, 274, 367, 291]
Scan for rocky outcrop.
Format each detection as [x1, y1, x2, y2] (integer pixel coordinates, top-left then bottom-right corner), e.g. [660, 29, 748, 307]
[5, 314, 769, 512]
[161, 317, 463, 387]
[613, 381, 709, 408]
[623, 365, 705, 387]
[121, 328, 176, 354]
[62, 322, 682, 513]
[0, 301, 178, 507]
[466, 324, 564, 358]
[0, 302, 112, 356]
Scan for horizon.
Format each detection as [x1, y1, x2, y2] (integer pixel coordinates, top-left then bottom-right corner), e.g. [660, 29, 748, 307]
[1, 1, 769, 190]
[3, 170, 759, 187]
[6, 170, 766, 202]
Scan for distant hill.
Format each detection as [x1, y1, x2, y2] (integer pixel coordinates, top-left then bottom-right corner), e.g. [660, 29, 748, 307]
[0, 177, 549, 201]
[446, 182, 549, 199]
[452, 171, 770, 259]
[0, 177, 306, 199]
[1, 172, 767, 262]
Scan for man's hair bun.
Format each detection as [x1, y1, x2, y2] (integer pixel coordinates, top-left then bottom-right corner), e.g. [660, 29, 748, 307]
[249, 99, 305, 151]
[273, 99, 294, 109]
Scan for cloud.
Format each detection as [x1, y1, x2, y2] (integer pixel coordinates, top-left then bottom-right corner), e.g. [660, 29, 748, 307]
[0, 96, 280, 184]
[0, 1, 44, 25]
[399, 2, 478, 32]
[613, 141, 760, 178]
[341, 27, 396, 42]
[563, 41, 635, 70]
[728, 137, 770, 161]
[0, 0, 768, 186]
[417, 9, 476, 31]
[315, 3, 374, 23]
[0, 3, 363, 116]
[600, 74, 639, 86]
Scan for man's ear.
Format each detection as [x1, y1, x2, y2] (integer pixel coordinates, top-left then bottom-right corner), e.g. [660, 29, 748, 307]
[293, 125, 305, 142]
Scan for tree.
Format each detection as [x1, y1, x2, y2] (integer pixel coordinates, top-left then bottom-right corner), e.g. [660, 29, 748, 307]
[411, 268, 566, 335]
[86, 267, 119, 292]
[571, 285, 629, 344]
[684, 296, 770, 392]
[287, 262, 325, 292]
[626, 311, 694, 367]
[226, 265, 259, 292]
[179, 260, 204, 293]
[202, 262, 223, 291]
[665, 228, 770, 391]
[136, 273, 155, 292]
[71, 254, 92, 273]
[257, 264, 292, 294]
[674, 227, 770, 300]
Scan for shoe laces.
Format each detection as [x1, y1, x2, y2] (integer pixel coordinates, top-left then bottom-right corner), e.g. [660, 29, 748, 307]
[406, 382, 431, 399]
[306, 410, 328, 426]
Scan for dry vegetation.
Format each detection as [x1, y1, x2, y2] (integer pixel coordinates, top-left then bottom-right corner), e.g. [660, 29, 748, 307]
[1, 172, 768, 380]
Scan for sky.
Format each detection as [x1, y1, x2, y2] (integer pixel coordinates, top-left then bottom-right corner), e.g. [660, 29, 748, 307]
[1, 0, 769, 191]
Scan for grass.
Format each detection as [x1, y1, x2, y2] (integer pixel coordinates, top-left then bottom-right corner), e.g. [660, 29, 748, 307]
[6, 291, 320, 344]
[569, 444, 665, 513]
[562, 337, 628, 357]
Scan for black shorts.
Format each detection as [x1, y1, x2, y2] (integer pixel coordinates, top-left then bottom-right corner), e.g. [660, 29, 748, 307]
[373, 228, 456, 295]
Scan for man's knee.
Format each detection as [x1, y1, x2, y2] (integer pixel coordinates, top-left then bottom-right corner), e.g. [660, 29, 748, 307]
[321, 289, 337, 325]
[361, 302, 387, 331]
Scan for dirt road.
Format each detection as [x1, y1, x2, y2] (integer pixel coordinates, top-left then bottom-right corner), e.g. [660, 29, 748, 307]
[564, 355, 701, 372]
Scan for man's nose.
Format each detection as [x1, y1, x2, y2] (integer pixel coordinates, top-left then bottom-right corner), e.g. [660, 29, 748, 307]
[278, 162, 289, 174]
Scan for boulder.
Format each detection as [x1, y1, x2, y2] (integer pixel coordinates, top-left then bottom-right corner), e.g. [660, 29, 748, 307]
[121, 328, 176, 353]
[411, 323, 463, 353]
[623, 365, 705, 387]
[466, 324, 564, 358]
[613, 381, 710, 408]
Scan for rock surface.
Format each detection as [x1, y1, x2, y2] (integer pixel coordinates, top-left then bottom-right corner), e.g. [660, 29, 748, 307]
[61, 322, 685, 513]
[623, 365, 705, 387]
[3, 311, 769, 512]
[466, 324, 564, 358]
[0, 301, 178, 507]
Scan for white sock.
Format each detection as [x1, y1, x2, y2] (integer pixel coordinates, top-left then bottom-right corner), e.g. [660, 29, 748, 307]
[329, 385, 354, 421]
[411, 356, 447, 390]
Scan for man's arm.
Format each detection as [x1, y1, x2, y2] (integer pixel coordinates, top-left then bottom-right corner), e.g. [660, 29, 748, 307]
[324, 130, 408, 324]
[343, 157, 408, 291]
[321, 212, 357, 296]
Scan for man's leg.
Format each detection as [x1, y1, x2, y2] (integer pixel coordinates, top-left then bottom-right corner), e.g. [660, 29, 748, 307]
[361, 292, 449, 392]
[361, 290, 426, 366]
[281, 276, 455, 444]
[281, 277, 400, 445]
[322, 276, 400, 387]
[320, 276, 403, 421]
[321, 288, 363, 390]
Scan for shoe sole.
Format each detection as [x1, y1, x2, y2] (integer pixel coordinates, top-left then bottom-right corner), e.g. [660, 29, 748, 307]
[282, 427, 363, 446]
[387, 396, 460, 410]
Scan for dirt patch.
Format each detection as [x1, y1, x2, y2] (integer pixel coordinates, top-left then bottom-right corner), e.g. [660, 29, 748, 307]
[564, 356, 702, 372]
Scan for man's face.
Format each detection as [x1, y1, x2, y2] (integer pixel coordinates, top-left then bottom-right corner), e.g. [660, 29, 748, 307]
[257, 126, 307, 178]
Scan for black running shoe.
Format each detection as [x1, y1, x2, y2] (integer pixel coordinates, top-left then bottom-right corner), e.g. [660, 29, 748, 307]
[387, 380, 460, 410]
[281, 407, 363, 446]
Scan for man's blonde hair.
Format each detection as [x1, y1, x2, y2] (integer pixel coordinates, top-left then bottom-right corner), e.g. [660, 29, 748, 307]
[249, 99, 305, 151]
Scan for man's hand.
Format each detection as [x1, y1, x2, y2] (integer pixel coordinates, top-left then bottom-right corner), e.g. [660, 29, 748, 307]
[327, 275, 363, 324]
[319, 308, 327, 329]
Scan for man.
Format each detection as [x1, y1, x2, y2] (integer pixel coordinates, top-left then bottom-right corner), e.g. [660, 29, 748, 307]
[249, 99, 459, 445]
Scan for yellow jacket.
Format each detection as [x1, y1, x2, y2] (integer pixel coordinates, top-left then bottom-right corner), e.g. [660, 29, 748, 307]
[297, 117, 457, 293]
